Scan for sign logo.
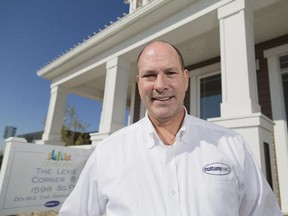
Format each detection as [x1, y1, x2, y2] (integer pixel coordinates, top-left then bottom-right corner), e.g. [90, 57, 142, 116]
[202, 162, 231, 176]
[44, 200, 60, 208]
[47, 149, 71, 161]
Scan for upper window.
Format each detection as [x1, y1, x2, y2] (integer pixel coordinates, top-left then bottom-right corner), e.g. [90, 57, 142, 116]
[200, 74, 222, 120]
[280, 55, 288, 69]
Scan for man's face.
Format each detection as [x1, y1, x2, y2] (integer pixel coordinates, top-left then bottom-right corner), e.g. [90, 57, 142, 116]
[137, 42, 189, 123]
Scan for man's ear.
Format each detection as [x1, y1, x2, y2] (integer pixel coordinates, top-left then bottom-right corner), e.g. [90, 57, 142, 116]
[184, 69, 190, 91]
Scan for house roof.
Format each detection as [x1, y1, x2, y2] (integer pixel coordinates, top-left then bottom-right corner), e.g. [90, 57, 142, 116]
[37, 0, 288, 102]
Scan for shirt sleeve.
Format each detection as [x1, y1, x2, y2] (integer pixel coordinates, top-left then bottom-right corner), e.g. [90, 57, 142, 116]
[238, 137, 282, 216]
[59, 149, 104, 216]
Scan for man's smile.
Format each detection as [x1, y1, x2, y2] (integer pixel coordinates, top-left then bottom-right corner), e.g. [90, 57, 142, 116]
[152, 96, 173, 101]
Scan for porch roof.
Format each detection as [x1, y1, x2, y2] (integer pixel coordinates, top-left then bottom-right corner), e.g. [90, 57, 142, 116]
[37, 0, 288, 102]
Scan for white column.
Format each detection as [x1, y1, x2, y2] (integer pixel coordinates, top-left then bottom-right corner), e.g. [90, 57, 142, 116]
[98, 57, 129, 134]
[40, 86, 67, 146]
[213, 0, 278, 197]
[265, 50, 288, 213]
[218, 0, 260, 117]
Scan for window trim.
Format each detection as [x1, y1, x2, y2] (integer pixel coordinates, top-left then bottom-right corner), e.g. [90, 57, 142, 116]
[189, 62, 221, 118]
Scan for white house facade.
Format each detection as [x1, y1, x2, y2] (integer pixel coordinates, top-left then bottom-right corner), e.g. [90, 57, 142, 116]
[37, 0, 288, 213]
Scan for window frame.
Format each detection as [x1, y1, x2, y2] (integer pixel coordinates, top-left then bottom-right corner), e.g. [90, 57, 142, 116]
[197, 71, 222, 119]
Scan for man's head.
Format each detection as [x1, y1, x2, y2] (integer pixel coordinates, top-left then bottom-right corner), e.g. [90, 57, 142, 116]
[137, 41, 185, 71]
[136, 41, 189, 124]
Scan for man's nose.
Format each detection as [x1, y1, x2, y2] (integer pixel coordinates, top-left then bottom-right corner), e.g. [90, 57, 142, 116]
[154, 74, 167, 91]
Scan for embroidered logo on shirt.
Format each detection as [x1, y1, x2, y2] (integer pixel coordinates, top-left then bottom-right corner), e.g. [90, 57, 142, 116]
[202, 162, 231, 176]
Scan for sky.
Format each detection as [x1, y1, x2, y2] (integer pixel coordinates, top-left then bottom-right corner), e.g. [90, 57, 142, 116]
[0, 0, 129, 150]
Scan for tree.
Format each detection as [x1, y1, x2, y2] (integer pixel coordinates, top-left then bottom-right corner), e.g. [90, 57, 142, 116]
[61, 105, 91, 146]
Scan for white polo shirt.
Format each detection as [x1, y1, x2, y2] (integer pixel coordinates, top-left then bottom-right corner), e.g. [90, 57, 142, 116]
[59, 114, 281, 216]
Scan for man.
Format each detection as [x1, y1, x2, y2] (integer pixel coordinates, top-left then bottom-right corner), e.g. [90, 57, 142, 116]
[59, 41, 281, 215]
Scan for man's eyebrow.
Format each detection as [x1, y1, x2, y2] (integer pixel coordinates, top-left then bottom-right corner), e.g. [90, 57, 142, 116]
[167, 67, 178, 70]
[139, 70, 157, 77]
[140, 67, 179, 74]
[165, 67, 179, 72]
[141, 69, 156, 74]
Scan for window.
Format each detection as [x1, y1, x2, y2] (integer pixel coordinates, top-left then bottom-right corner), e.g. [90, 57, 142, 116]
[200, 74, 222, 120]
[136, 0, 142, 8]
[263, 142, 273, 189]
[280, 55, 288, 125]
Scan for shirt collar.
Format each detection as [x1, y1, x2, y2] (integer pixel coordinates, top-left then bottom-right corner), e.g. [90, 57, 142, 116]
[175, 111, 193, 145]
[143, 114, 159, 149]
[143, 108, 193, 149]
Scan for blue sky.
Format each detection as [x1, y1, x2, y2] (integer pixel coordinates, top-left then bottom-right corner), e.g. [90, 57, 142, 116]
[0, 0, 129, 150]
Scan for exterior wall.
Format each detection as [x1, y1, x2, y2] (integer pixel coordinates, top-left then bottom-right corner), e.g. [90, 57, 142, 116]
[256, 34, 288, 119]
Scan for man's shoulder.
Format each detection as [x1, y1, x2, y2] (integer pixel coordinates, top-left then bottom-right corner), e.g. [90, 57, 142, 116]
[97, 118, 146, 148]
[186, 114, 238, 136]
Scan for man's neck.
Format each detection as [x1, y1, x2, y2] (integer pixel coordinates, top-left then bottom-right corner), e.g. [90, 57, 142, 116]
[149, 109, 185, 145]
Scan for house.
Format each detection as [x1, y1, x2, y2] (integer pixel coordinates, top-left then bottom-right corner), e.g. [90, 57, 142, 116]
[37, 0, 288, 213]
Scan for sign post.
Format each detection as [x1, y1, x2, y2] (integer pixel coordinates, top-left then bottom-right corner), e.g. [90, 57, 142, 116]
[0, 138, 93, 215]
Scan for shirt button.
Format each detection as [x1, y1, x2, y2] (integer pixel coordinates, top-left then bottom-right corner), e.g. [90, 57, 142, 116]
[171, 190, 176, 196]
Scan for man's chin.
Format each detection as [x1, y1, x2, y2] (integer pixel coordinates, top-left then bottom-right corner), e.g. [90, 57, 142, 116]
[149, 109, 174, 122]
